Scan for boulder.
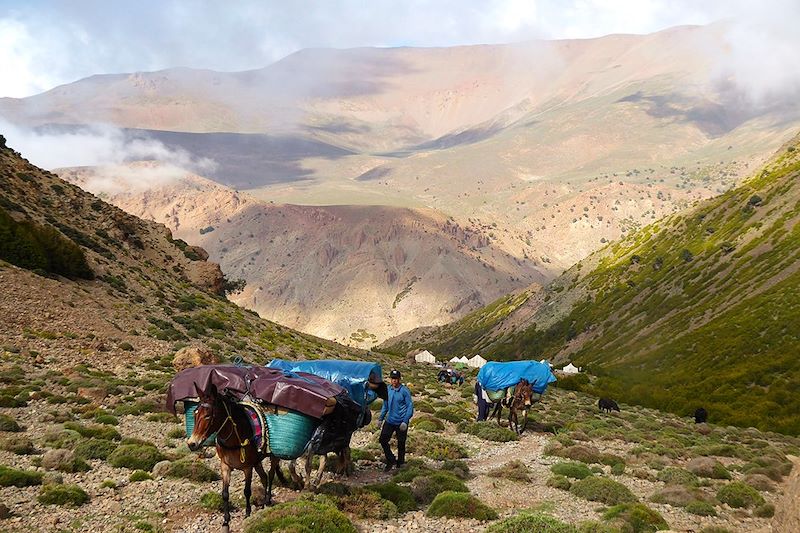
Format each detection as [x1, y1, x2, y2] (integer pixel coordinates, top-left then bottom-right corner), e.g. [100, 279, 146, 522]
[152, 460, 172, 479]
[173, 346, 219, 372]
[185, 261, 225, 295]
[42, 449, 76, 471]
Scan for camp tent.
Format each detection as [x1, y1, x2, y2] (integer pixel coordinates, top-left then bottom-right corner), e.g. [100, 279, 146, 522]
[449, 356, 461, 363]
[414, 350, 436, 364]
[457, 356, 469, 364]
[560, 363, 580, 374]
[467, 354, 487, 368]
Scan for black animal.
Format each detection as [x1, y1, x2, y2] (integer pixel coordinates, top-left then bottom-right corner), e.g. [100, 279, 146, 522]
[694, 407, 708, 424]
[598, 398, 620, 413]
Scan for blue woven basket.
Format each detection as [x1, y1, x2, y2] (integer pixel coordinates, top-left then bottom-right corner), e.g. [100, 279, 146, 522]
[265, 410, 318, 459]
[184, 400, 217, 446]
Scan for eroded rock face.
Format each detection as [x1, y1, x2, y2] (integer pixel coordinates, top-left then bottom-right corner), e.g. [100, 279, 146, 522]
[173, 346, 219, 372]
[184, 261, 224, 295]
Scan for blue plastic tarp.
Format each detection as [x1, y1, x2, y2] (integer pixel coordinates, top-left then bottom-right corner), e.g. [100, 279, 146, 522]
[477, 360, 557, 394]
[267, 359, 383, 409]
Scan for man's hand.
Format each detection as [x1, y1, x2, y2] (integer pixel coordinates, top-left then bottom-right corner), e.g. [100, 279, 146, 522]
[399, 422, 408, 432]
[377, 419, 384, 430]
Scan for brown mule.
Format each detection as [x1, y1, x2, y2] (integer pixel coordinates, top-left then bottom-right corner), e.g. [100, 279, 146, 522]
[488, 378, 534, 435]
[187, 384, 285, 532]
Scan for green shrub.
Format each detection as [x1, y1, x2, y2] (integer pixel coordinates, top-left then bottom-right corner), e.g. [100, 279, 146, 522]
[113, 400, 159, 416]
[200, 491, 224, 512]
[685, 501, 717, 516]
[391, 459, 433, 483]
[74, 438, 118, 460]
[415, 401, 435, 413]
[603, 503, 668, 533]
[570, 476, 637, 505]
[410, 472, 468, 504]
[551, 462, 592, 480]
[487, 511, 577, 533]
[409, 433, 468, 460]
[458, 421, 518, 442]
[108, 444, 165, 471]
[556, 445, 602, 464]
[94, 414, 119, 426]
[164, 457, 220, 482]
[64, 421, 120, 441]
[244, 497, 356, 533]
[0, 414, 21, 432]
[427, 491, 497, 520]
[441, 459, 471, 480]
[656, 467, 698, 485]
[129, 470, 152, 482]
[338, 489, 397, 519]
[0, 436, 35, 455]
[146, 412, 176, 423]
[0, 464, 43, 486]
[37, 484, 90, 507]
[167, 427, 186, 439]
[101, 479, 117, 489]
[412, 416, 445, 433]
[754, 503, 775, 518]
[350, 448, 376, 462]
[547, 475, 572, 490]
[435, 406, 471, 424]
[716, 481, 765, 508]
[42, 428, 81, 449]
[698, 528, 733, 533]
[489, 460, 531, 482]
[366, 482, 416, 513]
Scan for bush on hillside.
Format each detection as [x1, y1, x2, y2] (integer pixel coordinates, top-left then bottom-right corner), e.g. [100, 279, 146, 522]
[391, 459, 433, 483]
[458, 421, 518, 442]
[73, 438, 118, 460]
[244, 497, 356, 533]
[434, 406, 472, 424]
[656, 467, 698, 485]
[108, 443, 165, 471]
[337, 489, 398, 519]
[716, 481, 765, 508]
[411, 414, 445, 432]
[0, 465, 42, 487]
[685, 500, 717, 516]
[426, 491, 497, 520]
[569, 476, 637, 505]
[129, 470, 152, 482]
[489, 460, 532, 482]
[410, 472, 468, 504]
[551, 462, 592, 480]
[408, 433, 468, 460]
[0, 414, 21, 432]
[365, 482, 416, 513]
[0, 436, 35, 455]
[441, 459, 471, 480]
[37, 484, 90, 507]
[547, 475, 572, 490]
[486, 511, 577, 533]
[164, 457, 220, 482]
[603, 503, 669, 533]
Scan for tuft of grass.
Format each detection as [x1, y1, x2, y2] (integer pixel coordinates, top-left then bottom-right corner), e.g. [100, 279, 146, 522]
[37, 484, 90, 507]
[603, 503, 669, 533]
[434, 406, 472, 424]
[244, 497, 356, 533]
[164, 457, 220, 482]
[365, 482, 416, 513]
[411, 415, 445, 433]
[486, 511, 577, 533]
[74, 438, 118, 460]
[108, 443, 165, 471]
[458, 421, 518, 442]
[63, 421, 120, 441]
[0, 414, 21, 432]
[410, 472, 468, 504]
[0, 436, 35, 455]
[337, 489, 398, 519]
[129, 470, 152, 482]
[426, 491, 498, 520]
[656, 467, 698, 485]
[551, 462, 592, 480]
[408, 433, 468, 460]
[489, 460, 532, 483]
[200, 491, 224, 512]
[716, 481, 765, 508]
[685, 501, 717, 516]
[569, 476, 637, 505]
[547, 475, 572, 490]
[0, 464, 43, 487]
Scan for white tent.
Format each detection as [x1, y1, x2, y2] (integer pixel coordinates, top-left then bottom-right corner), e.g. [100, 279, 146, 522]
[449, 356, 461, 363]
[467, 354, 487, 368]
[414, 350, 436, 364]
[457, 356, 470, 364]
[560, 362, 580, 374]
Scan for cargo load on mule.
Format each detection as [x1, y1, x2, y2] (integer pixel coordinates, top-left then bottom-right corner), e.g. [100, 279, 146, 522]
[166, 365, 347, 460]
[266, 359, 387, 455]
[476, 360, 557, 434]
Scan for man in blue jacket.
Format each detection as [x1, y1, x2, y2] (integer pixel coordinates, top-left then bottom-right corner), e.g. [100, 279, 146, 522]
[378, 369, 414, 470]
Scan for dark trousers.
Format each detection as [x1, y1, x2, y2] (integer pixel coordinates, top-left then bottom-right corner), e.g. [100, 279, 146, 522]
[379, 422, 407, 465]
[476, 382, 490, 421]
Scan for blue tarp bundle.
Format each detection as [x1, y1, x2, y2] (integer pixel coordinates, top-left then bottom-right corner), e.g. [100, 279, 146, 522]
[267, 359, 383, 410]
[477, 360, 557, 394]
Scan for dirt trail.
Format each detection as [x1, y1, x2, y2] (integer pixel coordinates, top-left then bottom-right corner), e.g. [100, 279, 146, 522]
[769, 455, 800, 533]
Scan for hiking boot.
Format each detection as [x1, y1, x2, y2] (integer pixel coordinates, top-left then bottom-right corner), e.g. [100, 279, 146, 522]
[396, 461, 405, 469]
[383, 461, 395, 472]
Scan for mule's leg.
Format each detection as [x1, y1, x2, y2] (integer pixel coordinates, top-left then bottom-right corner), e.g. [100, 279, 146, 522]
[288, 459, 304, 489]
[254, 461, 269, 508]
[519, 408, 528, 434]
[243, 466, 253, 518]
[303, 451, 314, 492]
[312, 454, 327, 489]
[220, 462, 232, 533]
[265, 456, 280, 506]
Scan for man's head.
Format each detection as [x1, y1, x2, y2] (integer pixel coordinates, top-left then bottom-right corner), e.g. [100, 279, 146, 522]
[389, 369, 401, 388]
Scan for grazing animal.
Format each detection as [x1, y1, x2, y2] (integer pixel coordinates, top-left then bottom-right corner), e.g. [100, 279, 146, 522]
[489, 378, 534, 435]
[187, 384, 286, 533]
[694, 407, 708, 424]
[598, 398, 620, 413]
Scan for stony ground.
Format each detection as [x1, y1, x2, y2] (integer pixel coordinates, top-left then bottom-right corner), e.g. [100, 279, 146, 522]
[1, 357, 799, 533]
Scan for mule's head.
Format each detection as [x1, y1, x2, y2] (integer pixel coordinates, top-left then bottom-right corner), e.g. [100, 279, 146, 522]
[517, 379, 533, 408]
[186, 383, 224, 451]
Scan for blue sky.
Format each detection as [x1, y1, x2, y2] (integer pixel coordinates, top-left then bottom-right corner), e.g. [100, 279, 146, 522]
[0, 0, 797, 98]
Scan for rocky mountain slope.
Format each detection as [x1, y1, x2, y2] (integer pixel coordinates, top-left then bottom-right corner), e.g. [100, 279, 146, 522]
[0, 137, 355, 372]
[57, 164, 546, 346]
[384, 132, 800, 435]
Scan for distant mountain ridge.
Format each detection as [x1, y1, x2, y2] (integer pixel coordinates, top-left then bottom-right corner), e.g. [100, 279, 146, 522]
[383, 131, 800, 434]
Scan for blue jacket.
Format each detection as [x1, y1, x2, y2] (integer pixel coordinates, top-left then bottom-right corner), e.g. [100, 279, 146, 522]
[379, 384, 414, 425]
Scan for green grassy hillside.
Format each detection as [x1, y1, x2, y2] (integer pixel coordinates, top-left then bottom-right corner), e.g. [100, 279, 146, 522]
[386, 134, 800, 434]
